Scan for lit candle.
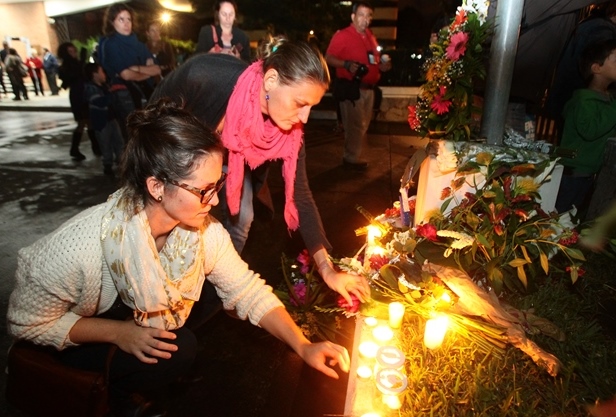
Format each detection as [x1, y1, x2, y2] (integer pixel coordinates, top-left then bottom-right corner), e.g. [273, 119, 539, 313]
[356, 365, 373, 379]
[364, 316, 378, 327]
[382, 394, 403, 410]
[388, 302, 405, 329]
[358, 341, 379, 359]
[372, 325, 394, 343]
[367, 225, 382, 245]
[424, 314, 449, 349]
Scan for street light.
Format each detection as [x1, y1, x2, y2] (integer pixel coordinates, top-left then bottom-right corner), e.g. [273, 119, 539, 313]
[160, 12, 172, 24]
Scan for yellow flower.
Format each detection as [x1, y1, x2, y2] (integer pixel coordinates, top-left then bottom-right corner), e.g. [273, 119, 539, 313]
[515, 177, 540, 194]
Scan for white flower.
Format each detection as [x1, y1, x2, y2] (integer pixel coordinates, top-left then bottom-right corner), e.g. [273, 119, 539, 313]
[461, 0, 490, 24]
[436, 140, 459, 173]
[437, 230, 474, 257]
[393, 231, 411, 245]
[338, 257, 367, 274]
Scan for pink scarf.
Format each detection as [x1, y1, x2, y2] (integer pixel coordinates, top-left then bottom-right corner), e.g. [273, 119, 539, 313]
[222, 60, 303, 230]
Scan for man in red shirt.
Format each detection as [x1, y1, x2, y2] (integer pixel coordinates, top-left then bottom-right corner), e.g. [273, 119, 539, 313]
[326, 1, 391, 171]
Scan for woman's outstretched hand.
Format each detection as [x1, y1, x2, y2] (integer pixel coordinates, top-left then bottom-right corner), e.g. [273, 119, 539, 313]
[297, 340, 350, 379]
[322, 268, 371, 305]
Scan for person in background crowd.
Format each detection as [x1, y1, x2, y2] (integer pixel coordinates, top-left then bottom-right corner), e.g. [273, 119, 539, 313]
[545, 1, 616, 137]
[58, 42, 101, 160]
[0, 43, 8, 97]
[145, 20, 177, 80]
[42, 47, 60, 95]
[4, 48, 28, 101]
[151, 37, 370, 309]
[83, 62, 124, 176]
[555, 39, 616, 217]
[25, 49, 44, 96]
[325, 1, 392, 172]
[7, 98, 350, 417]
[196, 0, 251, 62]
[98, 2, 160, 141]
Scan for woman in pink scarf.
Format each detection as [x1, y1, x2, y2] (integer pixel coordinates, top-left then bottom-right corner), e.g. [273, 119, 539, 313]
[151, 37, 369, 305]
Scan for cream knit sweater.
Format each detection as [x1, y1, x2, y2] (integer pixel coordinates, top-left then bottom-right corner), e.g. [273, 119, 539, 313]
[7, 200, 283, 350]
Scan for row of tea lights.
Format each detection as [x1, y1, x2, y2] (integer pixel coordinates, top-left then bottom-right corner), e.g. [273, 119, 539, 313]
[355, 302, 451, 415]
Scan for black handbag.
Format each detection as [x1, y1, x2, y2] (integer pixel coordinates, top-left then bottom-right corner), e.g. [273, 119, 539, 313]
[125, 80, 154, 109]
[332, 77, 360, 102]
[6, 340, 116, 417]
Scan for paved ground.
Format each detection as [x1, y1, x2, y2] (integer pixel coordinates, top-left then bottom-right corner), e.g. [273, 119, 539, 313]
[0, 93, 422, 416]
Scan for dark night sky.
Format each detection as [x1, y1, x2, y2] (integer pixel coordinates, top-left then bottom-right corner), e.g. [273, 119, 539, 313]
[397, 0, 459, 50]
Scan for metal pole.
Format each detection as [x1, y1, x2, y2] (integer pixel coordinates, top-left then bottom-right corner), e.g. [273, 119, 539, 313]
[480, 0, 525, 145]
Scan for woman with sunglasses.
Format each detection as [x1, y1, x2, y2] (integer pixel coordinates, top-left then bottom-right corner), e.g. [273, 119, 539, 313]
[7, 99, 350, 417]
[151, 36, 370, 308]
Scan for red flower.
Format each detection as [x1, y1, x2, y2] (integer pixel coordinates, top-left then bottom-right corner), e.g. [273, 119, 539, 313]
[296, 249, 311, 274]
[451, 9, 467, 30]
[337, 293, 360, 313]
[408, 105, 421, 130]
[566, 265, 586, 277]
[369, 254, 390, 270]
[408, 198, 416, 215]
[558, 229, 579, 246]
[416, 223, 439, 242]
[385, 206, 400, 217]
[430, 85, 452, 115]
[446, 31, 469, 61]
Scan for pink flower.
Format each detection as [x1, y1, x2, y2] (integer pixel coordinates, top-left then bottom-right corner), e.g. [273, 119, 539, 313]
[296, 249, 311, 274]
[408, 105, 421, 130]
[446, 31, 469, 61]
[290, 282, 307, 306]
[337, 293, 360, 313]
[416, 223, 439, 242]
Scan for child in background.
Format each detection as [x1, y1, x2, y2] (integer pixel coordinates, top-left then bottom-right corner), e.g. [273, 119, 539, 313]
[83, 62, 124, 176]
[555, 39, 616, 216]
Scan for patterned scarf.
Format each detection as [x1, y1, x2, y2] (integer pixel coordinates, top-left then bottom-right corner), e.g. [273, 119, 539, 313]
[101, 189, 206, 330]
[221, 60, 303, 230]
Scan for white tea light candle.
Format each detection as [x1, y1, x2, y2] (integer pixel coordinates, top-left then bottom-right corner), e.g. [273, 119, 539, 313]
[424, 314, 449, 349]
[356, 365, 372, 379]
[364, 316, 378, 327]
[382, 394, 403, 410]
[372, 325, 394, 343]
[358, 341, 379, 359]
[388, 302, 405, 329]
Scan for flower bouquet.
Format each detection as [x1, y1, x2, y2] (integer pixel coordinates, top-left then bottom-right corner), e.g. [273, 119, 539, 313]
[408, 0, 491, 141]
[275, 250, 358, 342]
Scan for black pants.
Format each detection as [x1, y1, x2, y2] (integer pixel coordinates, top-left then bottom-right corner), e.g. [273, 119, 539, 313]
[58, 282, 222, 402]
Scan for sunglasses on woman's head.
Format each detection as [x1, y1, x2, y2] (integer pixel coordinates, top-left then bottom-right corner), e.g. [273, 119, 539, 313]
[167, 172, 227, 204]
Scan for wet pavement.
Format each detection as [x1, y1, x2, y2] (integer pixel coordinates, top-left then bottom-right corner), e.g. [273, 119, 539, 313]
[0, 93, 421, 416]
